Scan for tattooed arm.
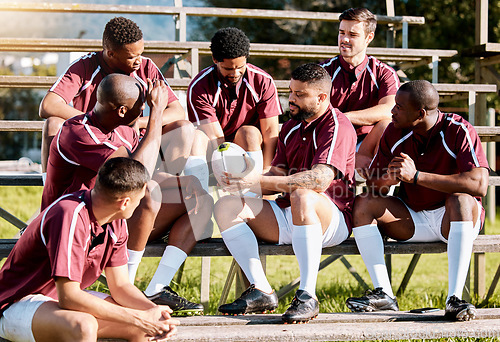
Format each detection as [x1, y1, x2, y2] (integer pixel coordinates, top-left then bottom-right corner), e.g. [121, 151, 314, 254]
[258, 164, 336, 194]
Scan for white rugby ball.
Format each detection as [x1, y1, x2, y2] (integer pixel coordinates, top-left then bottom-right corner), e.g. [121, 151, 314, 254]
[211, 142, 252, 192]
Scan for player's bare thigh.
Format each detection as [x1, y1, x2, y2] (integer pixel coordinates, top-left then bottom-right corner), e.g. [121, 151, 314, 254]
[214, 195, 279, 243]
[32, 301, 98, 342]
[289, 189, 334, 234]
[354, 194, 415, 240]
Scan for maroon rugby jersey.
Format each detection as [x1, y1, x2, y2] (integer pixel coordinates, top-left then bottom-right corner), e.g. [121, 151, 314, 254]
[320, 55, 399, 137]
[370, 111, 489, 213]
[41, 112, 138, 210]
[187, 63, 282, 142]
[271, 105, 356, 231]
[50, 51, 178, 113]
[0, 190, 128, 314]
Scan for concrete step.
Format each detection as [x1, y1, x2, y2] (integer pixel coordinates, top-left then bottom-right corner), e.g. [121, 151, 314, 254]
[2, 309, 498, 341]
[170, 309, 500, 341]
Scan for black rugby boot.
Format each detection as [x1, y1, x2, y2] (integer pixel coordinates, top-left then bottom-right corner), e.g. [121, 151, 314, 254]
[346, 287, 399, 312]
[218, 284, 278, 315]
[282, 290, 319, 324]
[146, 286, 203, 315]
[445, 295, 476, 321]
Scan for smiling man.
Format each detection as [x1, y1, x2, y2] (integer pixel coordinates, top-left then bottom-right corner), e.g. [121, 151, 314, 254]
[39, 17, 192, 176]
[320, 8, 400, 174]
[185, 27, 282, 192]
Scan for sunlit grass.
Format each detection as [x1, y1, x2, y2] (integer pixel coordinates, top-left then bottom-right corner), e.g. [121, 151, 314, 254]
[1, 186, 499, 341]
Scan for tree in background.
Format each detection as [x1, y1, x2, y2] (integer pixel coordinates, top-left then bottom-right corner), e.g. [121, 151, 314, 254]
[193, 0, 499, 106]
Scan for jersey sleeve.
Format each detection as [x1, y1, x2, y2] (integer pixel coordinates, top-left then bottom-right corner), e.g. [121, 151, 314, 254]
[49, 58, 87, 105]
[105, 220, 129, 268]
[369, 126, 394, 173]
[271, 127, 289, 170]
[454, 123, 489, 172]
[145, 58, 178, 104]
[58, 124, 122, 173]
[313, 111, 355, 177]
[43, 201, 89, 283]
[187, 80, 219, 125]
[377, 64, 400, 99]
[255, 78, 282, 119]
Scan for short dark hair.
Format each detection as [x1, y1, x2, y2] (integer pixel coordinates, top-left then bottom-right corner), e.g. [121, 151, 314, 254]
[339, 8, 377, 36]
[210, 27, 250, 62]
[399, 80, 439, 110]
[103, 17, 143, 51]
[291, 63, 332, 93]
[95, 157, 150, 199]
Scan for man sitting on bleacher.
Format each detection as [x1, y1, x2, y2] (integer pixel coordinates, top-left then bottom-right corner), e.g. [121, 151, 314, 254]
[185, 27, 282, 192]
[39, 16, 192, 177]
[346, 80, 489, 321]
[320, 7, 400, 175]
[0, 157, 179, 342]
[42, 74, 213, 314]
[214, 64, 356, 324]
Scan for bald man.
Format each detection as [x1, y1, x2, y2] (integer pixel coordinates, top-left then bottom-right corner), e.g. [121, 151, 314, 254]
[345, 80, 489, 321]
[42, 74, 213, 314]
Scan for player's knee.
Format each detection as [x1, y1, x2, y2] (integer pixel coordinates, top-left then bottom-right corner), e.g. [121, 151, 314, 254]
[235, 125, 262, 150]
[43, 116, 65, 137]
[163, 119, 194, 135]
[191, 130, 210, 155]
[445, 193, 476, 218]
[139, 188, 162, 217]
[69, 314, 98, 342]
[214, 195, 244, 231]
[352, 193, 377, 216]
[289, 188, 316, 211]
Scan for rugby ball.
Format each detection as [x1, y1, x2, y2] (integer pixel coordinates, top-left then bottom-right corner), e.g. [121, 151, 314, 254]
[211, 142, 252, 192]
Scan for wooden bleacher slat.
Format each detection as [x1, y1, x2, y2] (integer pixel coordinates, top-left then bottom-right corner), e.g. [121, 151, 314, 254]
[0, 38, 457, 62]
[0, 3, 425, 25]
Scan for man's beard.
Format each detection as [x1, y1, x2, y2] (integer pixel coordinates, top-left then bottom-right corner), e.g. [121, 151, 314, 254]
[289, 102, 316, 121]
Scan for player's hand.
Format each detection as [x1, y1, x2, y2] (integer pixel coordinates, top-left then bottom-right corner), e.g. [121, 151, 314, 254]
[139, 306, 180, 341]
[181, 175, 207, 215]
[222, 154, 260, 193]
[387, 152, 417, 183]
[147, 78, 169, 115]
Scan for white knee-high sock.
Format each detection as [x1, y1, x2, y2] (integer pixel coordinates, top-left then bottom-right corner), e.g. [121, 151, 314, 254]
[145, 245, 187, 296]
[221, 222, 272, 293]
[184, 155, 210, 193]
[127, 249, 144, 284]
[447, 221, 475, 300]
[292, 224, 323, 297]
[353, 224, 395, 298]
[246, 150, 263, 174]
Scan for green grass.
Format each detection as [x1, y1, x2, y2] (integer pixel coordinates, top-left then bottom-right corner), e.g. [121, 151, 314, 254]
[1, 186, 499, 341]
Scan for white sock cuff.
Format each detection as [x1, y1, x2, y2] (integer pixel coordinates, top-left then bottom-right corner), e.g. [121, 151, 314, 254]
[186, 155, 207, 163]
[127, 249, 145, 263]
[450, 221, 474, 231]
[221, 222, 252, 241]
[246, 150, 263, 173]
[159, 245, 187, 268]
[353, 224, 379, 239]
[292, 224, 322, 239]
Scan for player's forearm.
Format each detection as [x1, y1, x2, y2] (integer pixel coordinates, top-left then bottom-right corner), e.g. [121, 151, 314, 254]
[262, 135, 278, 171]
[109, 283, 157, 311]
[345, 104, 393, 126]
[161, 100, 186, 126]
[39, 92, 83, 120]
[131, 110, 163, 176]
[412, 169, 489, 197]
[260, 168, 334, 194]
[58, 284, 149, 328]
